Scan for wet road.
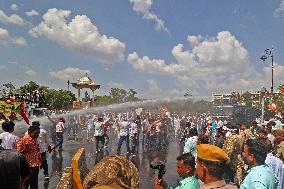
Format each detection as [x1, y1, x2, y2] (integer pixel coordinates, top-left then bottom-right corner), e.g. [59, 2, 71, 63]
[13, 126, 182, 189]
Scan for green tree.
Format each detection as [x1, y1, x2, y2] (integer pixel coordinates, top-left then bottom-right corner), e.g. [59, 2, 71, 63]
[0, 82, 16, 98]
[109, 88, 128, 103]
[44, 89, 76, 110]
[241, 91, 253, 107]
[96, 95, 112, 106]
[17, 81, 48, 93]
[96, 88, 140, 105]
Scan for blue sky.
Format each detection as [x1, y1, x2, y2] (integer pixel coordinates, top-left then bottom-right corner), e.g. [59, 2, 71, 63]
[1, 0, 284, 99]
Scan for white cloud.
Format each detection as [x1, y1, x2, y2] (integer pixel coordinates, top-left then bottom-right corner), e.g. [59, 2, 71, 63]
[49, 67, 91, 81]
[8, 61, 18, 65]
[139, 79, 162, 98]
[0, 65, 7, 70]
[263, 63, 284, 86]
[29, 8, 125, 64]
[0, 10, 24, 25]
[274, 1, 284, 17]
[10, 4, 19, 11]
[129, 0, 168, 32]
[24, 68, 37, 76]
[0, 28, 27, 46]
[147, 79, 161, 93]
[25, 9, 39, 17]
[107, 81, 125, 89]
[128, 52, 188, 75]
[128, 31, 268, 95]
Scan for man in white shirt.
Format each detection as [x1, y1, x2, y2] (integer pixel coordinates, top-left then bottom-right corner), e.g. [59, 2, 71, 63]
[53, 117, 65, 151]
[130, 120, 138, 155]
[94, 117, 105, 152]
[117, 118, 130, 155]
[0, 121, 19, 149]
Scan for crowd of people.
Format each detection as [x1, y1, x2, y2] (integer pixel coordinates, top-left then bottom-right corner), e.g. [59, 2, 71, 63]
[5, 90, 45, 108]
[0, 107, 283, 189]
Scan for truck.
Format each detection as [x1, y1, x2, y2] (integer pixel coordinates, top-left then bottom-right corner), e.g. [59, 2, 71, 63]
[28, 107, 50, 118]
[209, 104, 261, 128]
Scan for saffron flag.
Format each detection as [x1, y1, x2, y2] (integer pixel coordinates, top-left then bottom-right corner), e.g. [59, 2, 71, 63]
[17, 102, 30, 125]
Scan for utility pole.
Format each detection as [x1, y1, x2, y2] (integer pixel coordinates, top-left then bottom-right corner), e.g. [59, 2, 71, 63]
[260, 47, 274, 94]
[67, 80, 70, 91]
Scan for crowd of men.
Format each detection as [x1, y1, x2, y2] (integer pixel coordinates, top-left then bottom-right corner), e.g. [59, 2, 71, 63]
[0, 108, 284, 189]
[5, 90, 45, 108]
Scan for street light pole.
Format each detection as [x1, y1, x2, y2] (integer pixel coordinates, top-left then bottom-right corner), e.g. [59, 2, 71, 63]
[271, 51, 274, 94]
[260, 47, 274, 94]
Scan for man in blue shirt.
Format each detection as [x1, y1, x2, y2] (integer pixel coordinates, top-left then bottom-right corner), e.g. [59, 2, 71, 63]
[240, 139, 279, 189]
[154, 153, 199, 189]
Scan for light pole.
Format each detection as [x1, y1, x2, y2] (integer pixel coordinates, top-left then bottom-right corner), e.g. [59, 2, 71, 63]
[67, 80, 70, 91]
[260, 48, 274, 94]
[260, 87, 266, 122]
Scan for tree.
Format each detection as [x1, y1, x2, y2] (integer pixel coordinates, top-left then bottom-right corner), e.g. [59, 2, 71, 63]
[96, 88, 140, 105]
[44, 89, 76, 110]
[0, 82, 16, 98]
[241, 91, 253, 107]
[96, 95, 112, 106]
[109, 88, 140, 104]
[17, 81, 48, 93]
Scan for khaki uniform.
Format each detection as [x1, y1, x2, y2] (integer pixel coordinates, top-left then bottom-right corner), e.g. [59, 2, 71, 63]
[276, 141, 284, 161]
[239, 129, 251, 148]
[200, 180, 237, 189]
[222, 134, 243, 184]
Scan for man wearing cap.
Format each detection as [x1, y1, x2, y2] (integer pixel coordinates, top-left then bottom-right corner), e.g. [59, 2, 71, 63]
[195, 144, 237, 189]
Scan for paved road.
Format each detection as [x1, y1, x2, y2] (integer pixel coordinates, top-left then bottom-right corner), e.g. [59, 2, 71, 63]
[13, 125, 181, 189]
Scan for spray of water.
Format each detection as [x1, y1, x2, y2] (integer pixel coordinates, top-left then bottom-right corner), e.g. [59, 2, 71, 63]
[13, 95, 211, 135]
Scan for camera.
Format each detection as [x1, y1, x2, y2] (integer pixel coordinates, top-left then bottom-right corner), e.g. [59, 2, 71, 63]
[150, 161, 166, 179]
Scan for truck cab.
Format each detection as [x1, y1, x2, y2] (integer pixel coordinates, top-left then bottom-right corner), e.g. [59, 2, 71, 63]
[29, 108, 50, 118]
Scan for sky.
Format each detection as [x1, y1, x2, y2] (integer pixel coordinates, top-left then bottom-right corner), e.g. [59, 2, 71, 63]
[1, 0, 284, 99]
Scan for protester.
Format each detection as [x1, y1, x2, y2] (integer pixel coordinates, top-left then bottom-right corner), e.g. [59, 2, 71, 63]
[94, 117, 105, 152]
[250, 121, 260, 139]
[16, 125, 41, 189]
[103, 117, 110, 149]
[240, 139, 279, 189]
[0, 146, 30, 189]
[183, 128, 198, 157]
[0, 121, 19, 149]
[214, 128, 225, 148]
[25, 121, 51, 181]
[47, 114, 57, 145]
[130, 119, 138, 156]
[273, 129, 284, 162]
[154, 153, 199, 189]
[195, 144, 237, 189]
[265, 146, 284, 189]
[117, 117, 131, 155]
[53, 117, 65, 151]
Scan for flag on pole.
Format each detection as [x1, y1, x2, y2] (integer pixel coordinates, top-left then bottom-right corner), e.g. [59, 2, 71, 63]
[16, 102, 30, 125]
